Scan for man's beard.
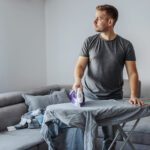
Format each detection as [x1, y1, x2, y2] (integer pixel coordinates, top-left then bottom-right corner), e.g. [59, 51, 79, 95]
[94, 26, 108, 32]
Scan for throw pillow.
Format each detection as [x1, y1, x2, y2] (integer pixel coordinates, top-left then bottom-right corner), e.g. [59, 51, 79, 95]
[22, 89, 70, 111]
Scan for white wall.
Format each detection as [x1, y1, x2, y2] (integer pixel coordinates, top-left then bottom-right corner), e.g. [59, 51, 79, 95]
[0, 0, 46, 92]
[45, 0, 96, 85]
[1, 0, 150, 97]
[45, 0, 150, 97]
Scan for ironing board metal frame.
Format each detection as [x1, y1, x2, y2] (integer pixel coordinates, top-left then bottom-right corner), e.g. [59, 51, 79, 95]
[107, 118, 140, 150]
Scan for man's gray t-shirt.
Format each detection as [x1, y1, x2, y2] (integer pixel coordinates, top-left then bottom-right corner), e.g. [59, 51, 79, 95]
[80, 34, 136, 100]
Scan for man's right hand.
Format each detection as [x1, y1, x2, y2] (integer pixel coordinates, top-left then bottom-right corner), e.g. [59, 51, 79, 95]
[72, 80, 83, 92]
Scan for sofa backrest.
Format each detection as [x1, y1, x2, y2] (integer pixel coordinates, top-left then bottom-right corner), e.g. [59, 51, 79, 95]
[123, 79, 141, 98]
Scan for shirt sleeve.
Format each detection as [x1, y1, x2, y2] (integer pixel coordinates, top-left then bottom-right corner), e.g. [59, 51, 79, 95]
[79, 38, 90, 57]
[125, 42, 136, 61]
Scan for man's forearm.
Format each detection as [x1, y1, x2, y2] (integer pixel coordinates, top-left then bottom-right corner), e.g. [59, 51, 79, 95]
[129, 73, 139, 98]
[74, 65, 85, 82]
[73, 57, 88, 89]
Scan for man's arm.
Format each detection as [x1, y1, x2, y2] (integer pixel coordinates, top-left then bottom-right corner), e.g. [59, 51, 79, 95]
[125, 61, 144, 106]
[72, 56, 89, 90]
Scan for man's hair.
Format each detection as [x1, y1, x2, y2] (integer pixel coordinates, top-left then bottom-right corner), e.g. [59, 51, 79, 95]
[96, 4, 118, 25]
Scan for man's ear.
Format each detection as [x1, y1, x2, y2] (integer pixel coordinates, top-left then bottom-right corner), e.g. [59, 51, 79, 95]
[108, 18, 114, 26]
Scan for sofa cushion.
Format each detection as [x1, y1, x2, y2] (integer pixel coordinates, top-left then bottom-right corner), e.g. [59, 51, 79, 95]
[23, 89, 70, 111]
[23, 94, 52, 112]
[0, 128, 78, 150]
[0, 92, 24, 108]
[0, 103, 27, 132]
[0, 129, 44, 150]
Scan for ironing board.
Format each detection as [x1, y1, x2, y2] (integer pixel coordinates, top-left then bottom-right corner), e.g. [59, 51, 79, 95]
[42, 99, 150, 150]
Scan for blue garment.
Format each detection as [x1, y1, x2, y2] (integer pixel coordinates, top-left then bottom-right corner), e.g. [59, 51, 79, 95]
[41, 118, 84, 150]
[15, 109, 44, 129]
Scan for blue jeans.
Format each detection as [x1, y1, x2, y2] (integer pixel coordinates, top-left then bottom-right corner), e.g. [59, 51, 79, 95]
[102, 125, 117, 150]
[65, 128, 84, 150]
[65, 126, 117, 150]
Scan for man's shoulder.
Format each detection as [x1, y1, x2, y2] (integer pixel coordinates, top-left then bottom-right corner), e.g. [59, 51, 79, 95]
[88, 34, 99, 39]
[85, 34, 99, 42]
[117, 35, 132, 45]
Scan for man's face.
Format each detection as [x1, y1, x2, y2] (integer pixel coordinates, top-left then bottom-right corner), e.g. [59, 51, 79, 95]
[93, 10, 112, 32]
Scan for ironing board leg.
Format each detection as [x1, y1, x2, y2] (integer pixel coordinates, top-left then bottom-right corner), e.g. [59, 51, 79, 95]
[118, 119, 140, 150]
[108, 123, 126, 150]
[107, 118, 140, 150]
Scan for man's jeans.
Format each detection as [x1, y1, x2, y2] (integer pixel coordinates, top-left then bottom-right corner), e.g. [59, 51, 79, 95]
[66, 126, 117, 150]
[65, 128, 84, 150]
[102, 125, 117, 150]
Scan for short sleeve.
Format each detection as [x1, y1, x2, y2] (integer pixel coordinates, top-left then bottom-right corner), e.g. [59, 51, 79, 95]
[125, 42, 136, 61]
[79, 38, 90, 57]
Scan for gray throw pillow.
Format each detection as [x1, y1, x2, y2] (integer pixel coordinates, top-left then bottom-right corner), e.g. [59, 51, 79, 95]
[22, 89, 70, 111]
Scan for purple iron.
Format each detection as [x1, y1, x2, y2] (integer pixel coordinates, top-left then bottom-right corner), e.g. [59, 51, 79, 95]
[69, 88, 85, 107]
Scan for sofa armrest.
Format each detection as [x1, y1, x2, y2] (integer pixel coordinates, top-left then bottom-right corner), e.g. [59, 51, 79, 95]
[123, 79, 141, 98]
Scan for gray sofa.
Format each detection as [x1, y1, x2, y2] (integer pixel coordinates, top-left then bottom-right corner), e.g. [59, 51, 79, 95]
[0, 80, 150, 150]
[0, 85, 63, 150]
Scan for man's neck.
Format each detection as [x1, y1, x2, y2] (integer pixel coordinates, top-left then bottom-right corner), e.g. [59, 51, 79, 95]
[100, 30, 117, 41]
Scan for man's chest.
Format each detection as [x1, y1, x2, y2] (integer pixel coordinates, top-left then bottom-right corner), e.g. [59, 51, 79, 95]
[88, 41, 126, 65]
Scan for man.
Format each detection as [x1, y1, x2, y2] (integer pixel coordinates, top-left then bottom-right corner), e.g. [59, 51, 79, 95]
[72, 4, 144, 150]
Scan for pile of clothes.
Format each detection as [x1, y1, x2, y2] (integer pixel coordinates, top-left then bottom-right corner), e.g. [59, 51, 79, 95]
[15, 108, 45, 129]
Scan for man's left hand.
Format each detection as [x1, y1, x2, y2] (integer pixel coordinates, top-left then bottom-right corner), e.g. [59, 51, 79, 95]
[129, 97, 144, 106]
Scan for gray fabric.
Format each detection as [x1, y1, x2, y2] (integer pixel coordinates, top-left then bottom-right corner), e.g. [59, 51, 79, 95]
[42, 99, 150, 150]
[0, 103, 27, 131]
[80, 34, 136, 100]
[23, 89, 70, 111]
[0, 129, 44, 150]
